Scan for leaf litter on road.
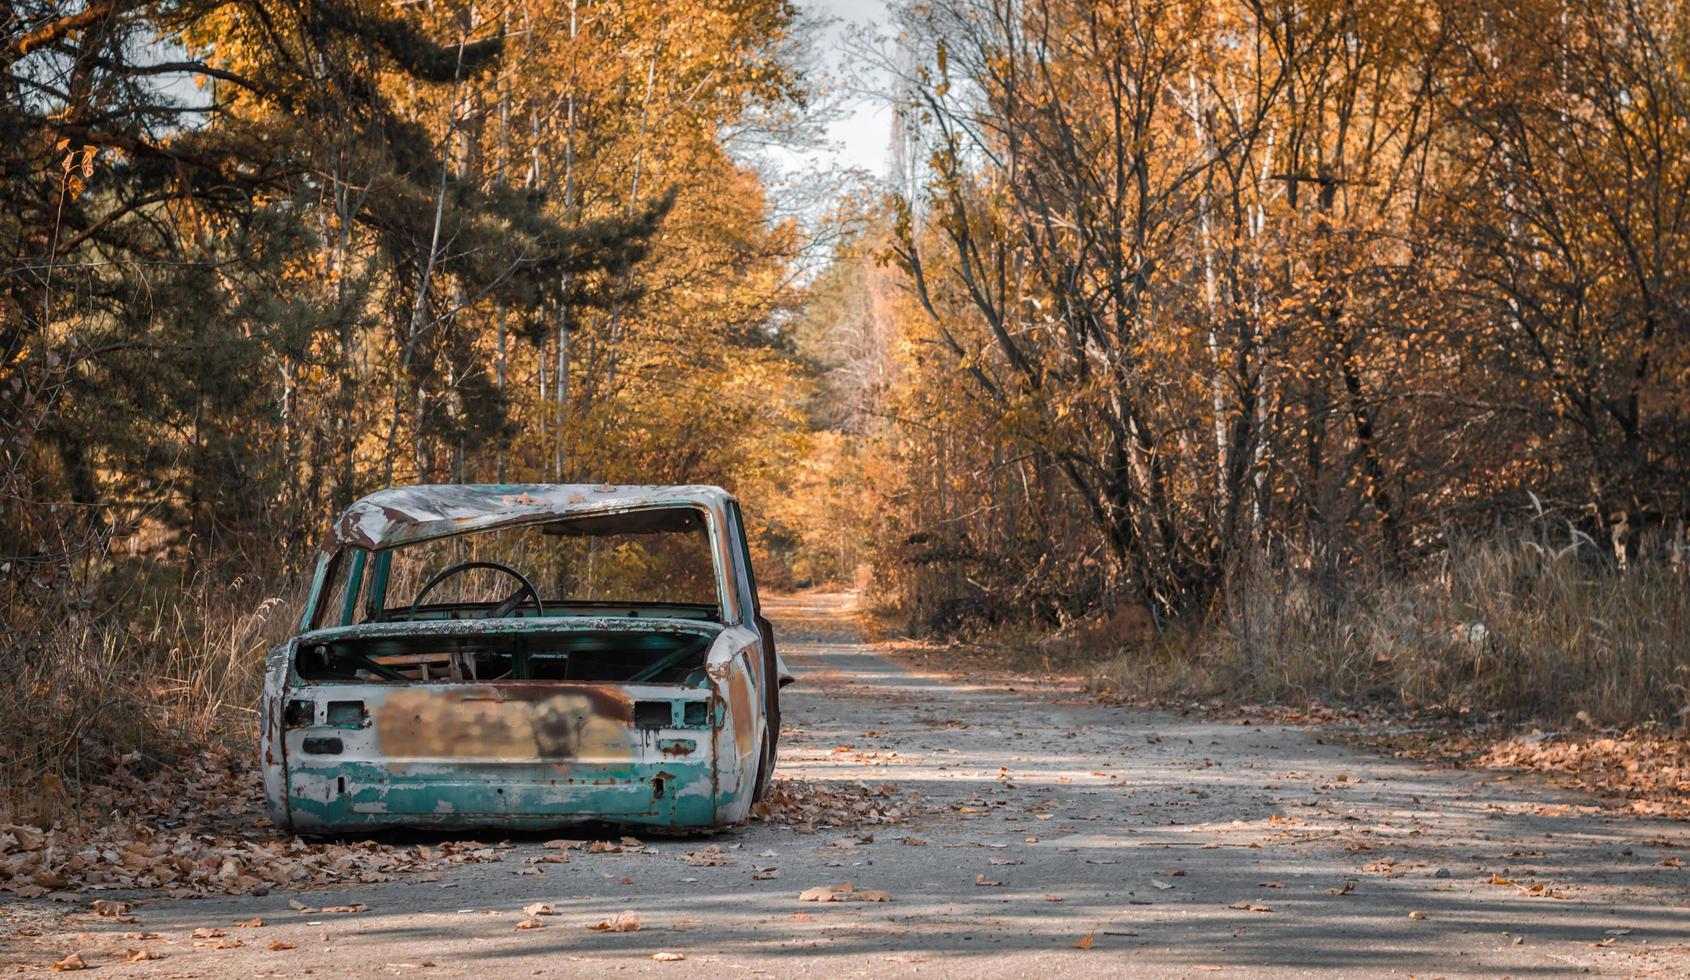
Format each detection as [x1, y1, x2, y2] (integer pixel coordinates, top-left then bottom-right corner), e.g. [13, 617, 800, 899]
[0, 747, 514, 899]
[798, 882, 892, 903]
[588, 910, 642, 932]
[684, 845, 731, 867]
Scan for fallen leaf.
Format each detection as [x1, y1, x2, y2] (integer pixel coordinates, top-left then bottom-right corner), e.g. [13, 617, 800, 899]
[90, 899, 129, 918]
[522, 902, 557, 917]
[588, 910, 642, 932]
[1489, 874, 1514, 886]
[125, 949, 164, 962]
[1073, 932, 1095, 950]
[267, 939, 295, 951]
[1151, 879, 1174, 890]
[51, 953, 87, 971]
[650, 952, 685, 962]
[319, 904, 367, 913]
[1326, 881, 1355, 895]
[799, 882, 891, 903]
[1408, 910, 1426, 920]
[515, 918, 545, 930]
[236, 917, 264, 928]
[976, 874, 1005, 887]
[1229, 901, 1273, 912]
[191, 927, 227, 939]
[753, 867, 780, 880]
[1259, 881, 1285, 889]
[685, 845, 731, 867]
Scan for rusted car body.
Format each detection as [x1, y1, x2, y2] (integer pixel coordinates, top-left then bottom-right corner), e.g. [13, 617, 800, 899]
[260, 484, 788, 833]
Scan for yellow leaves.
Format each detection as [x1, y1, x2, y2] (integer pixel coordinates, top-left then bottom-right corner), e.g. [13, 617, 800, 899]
[52, 143, 98, 198]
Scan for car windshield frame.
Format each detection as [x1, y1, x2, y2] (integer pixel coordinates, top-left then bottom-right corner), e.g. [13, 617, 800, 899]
[299, 501, 738, 632]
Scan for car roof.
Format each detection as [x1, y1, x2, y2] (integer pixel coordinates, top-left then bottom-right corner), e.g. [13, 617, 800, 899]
[324, 484, 735, 551]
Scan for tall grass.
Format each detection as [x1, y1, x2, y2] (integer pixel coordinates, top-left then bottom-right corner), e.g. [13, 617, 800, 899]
[0, 563, 300, 827]
[1092, 528, 1690, 730]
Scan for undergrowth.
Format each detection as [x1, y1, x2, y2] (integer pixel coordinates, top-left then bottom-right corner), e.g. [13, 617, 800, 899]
[0, 556, 298, 827]
[1088, 530, 1689, 730]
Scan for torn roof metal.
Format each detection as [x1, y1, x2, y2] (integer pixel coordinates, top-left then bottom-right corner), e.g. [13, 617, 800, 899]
[325, 484, 736, 552]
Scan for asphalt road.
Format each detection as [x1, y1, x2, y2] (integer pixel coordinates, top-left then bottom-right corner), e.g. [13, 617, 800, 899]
[29, 592, 1690, 977]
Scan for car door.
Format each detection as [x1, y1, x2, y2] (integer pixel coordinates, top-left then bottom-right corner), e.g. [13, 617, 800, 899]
[725, 499, 780, 753]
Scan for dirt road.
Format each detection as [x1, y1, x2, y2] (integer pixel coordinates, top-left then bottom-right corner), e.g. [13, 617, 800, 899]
[21, 592, 1690, 976]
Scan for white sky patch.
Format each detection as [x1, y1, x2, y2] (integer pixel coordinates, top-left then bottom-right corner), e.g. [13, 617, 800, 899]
[768, 0, 895, 183]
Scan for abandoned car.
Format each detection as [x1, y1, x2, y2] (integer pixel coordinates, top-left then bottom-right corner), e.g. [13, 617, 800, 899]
[260, 484, 790, 832]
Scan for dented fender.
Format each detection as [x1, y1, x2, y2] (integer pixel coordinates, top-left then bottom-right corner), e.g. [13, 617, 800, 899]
[258, 639, 294, 829]
[703, 625, 768, 825]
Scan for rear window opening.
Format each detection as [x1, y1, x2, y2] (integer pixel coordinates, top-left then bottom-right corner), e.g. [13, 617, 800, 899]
[294, 629, 715, 686]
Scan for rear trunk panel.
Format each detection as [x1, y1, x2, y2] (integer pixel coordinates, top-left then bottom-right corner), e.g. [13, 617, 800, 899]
[281, 680, 719, 830]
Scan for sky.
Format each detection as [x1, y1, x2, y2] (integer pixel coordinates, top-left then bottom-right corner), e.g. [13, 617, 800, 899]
[775, 0, 896, 181]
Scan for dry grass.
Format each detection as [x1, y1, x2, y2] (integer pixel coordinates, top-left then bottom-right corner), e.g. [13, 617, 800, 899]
[1091, 531, 1690, 730]
[0, 561, 300, 827]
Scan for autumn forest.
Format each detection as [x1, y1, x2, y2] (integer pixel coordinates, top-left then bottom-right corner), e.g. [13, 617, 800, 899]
[4, 0, 1689, 816]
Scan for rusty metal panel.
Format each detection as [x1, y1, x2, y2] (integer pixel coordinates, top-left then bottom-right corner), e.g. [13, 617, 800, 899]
[324, 484, 736, 552]
[280, 679, 726, 830]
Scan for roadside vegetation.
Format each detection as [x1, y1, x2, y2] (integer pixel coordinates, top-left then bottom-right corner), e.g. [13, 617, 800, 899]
[786, 0, 1690, 749]
[1094, 530, 1689, 729]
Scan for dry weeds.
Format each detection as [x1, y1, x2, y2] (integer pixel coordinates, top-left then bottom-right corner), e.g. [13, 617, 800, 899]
[1, 566, 298, 827]
[1090, 532, 1688, 732]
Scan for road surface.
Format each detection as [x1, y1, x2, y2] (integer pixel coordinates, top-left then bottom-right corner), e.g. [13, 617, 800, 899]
[18, 592, 1690, 976]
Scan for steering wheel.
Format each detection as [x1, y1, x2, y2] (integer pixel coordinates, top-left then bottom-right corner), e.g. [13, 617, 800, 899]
[406, 561, 544, 621]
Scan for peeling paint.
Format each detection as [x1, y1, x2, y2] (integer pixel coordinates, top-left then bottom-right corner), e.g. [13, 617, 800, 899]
[263, 484, 783, 833]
